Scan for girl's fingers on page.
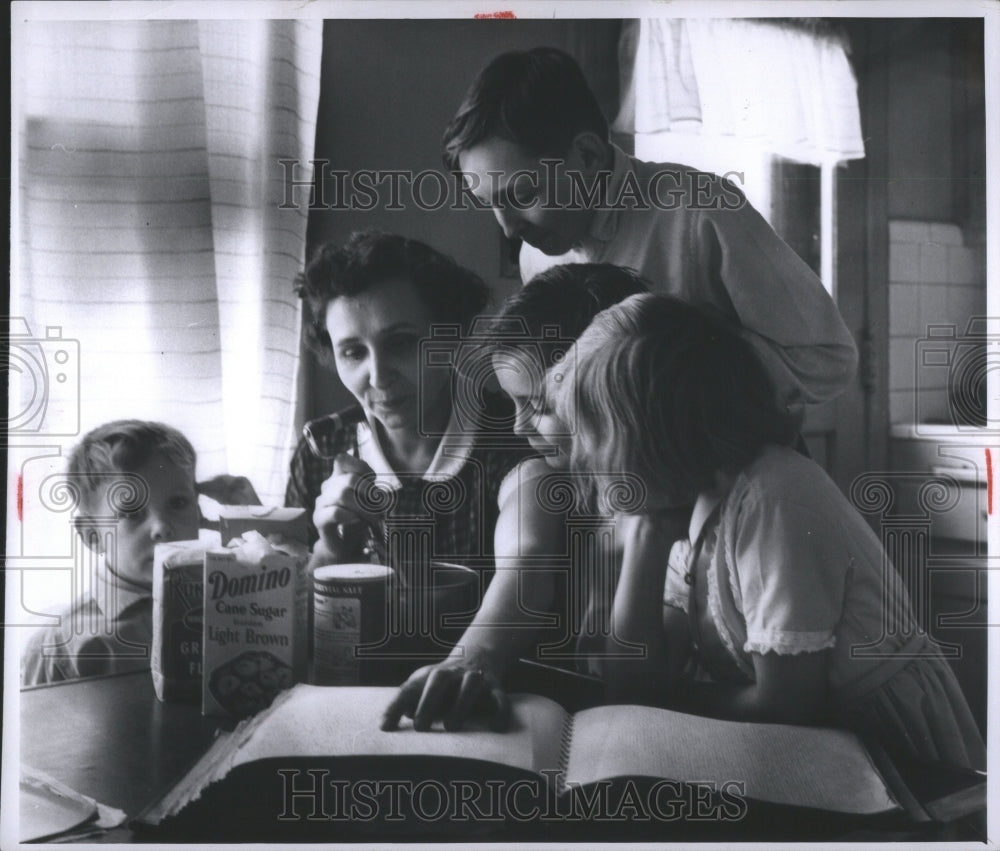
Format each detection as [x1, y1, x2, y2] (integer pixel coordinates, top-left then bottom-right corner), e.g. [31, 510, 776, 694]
[412, 668, 458, 732]
[378, 695, 405, 732]
[379, 669, 429, 731]
[443, 668, 486, 732]
[486, 685, 512, 732]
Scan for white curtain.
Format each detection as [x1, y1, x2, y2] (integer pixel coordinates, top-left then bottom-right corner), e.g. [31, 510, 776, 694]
[614, 19, 865, 166]
[12, 19, 323, 506]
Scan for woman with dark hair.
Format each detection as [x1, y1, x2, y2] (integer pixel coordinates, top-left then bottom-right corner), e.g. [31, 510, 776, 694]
[555, 293, 985, 771]
[286, 230, 532, 580]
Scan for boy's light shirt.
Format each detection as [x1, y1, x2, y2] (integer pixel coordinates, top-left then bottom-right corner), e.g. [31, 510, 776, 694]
[20, 552, 153, 685]
[92, 551, 152, 619]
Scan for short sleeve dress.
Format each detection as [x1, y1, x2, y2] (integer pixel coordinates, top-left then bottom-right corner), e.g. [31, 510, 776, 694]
[663, 445, 985, 771]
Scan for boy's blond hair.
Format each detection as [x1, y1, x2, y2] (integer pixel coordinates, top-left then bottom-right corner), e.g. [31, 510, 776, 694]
[69, 420, 196, 515]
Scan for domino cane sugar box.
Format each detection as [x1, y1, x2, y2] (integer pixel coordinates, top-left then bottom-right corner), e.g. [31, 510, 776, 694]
[152, 538, 217, 703]
[202, 531, 310, 718]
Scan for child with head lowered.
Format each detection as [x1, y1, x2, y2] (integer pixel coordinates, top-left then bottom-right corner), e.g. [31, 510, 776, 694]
[21, 420, 201, 685]
[554, 294, 985, 771]
[381, 263, 647, 732]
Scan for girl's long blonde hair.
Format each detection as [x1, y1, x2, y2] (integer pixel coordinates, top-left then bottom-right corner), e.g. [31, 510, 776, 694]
[555, 294, 798, 505]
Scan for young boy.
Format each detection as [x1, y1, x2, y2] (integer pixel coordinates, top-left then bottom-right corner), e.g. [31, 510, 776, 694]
[443, 47, 858, 414]
[21, 420, 201, 685]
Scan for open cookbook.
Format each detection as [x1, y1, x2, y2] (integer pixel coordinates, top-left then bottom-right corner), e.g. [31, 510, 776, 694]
[128, 683, 964, 840]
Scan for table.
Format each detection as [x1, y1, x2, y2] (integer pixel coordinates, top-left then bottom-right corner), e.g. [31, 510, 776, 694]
[20, 671, 220, 841]
[17, 663, 604, 842]
[17, 666, 986, 843]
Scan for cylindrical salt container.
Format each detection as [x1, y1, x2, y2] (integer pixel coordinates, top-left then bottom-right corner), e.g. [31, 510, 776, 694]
[312, 564, 394, 686]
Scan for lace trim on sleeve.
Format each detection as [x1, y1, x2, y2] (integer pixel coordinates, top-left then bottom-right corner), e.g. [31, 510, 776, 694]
[743, 630, 837, 655]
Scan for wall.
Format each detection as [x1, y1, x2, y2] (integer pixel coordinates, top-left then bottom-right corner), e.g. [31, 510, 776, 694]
[299, 20, 621, 423]
[879, 20, 988, 732]
[883, 19, 986, 426]
[887, 220, 985, 424]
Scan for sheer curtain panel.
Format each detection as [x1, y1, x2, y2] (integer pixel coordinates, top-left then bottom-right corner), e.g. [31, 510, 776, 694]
[614, 18, 865, 167]
[12, 19, 323, 506]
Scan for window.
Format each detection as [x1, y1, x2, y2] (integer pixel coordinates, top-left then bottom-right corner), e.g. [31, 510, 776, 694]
[617, 18, 864, 297]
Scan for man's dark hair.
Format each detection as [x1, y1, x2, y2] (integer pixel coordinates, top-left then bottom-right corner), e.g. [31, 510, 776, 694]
[294, 230, 490, 365]
[442, 47, 609, 172]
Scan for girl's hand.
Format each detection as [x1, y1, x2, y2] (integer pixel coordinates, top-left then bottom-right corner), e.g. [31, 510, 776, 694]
[380, 658, 510, 733]
[312, 453, 381, 555]
[616, 508, 688, 575]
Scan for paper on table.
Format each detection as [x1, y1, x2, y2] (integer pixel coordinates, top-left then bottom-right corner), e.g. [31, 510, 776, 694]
[20, 766, 127, 842]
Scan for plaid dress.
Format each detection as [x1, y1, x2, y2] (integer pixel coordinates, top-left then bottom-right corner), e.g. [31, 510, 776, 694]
[285, 396, 533, 581]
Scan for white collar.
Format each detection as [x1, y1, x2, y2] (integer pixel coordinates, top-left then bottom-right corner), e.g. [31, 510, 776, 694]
[356, 403, 472, 490]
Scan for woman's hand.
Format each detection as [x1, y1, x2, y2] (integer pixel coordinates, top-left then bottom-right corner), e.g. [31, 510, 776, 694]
[312, 452, 381, 556]
[380, 657, 511, 733]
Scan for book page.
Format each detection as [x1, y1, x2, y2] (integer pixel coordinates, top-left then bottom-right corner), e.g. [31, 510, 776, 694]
[563, 705, 899, 815]
[20, 769, 97, 842]
[149, 685, 568, 820]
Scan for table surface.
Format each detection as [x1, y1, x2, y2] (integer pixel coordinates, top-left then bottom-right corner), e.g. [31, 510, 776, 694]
[17, 665, 984, 844]
[18, 661, 606, 839]
[20, 670, 222, 820]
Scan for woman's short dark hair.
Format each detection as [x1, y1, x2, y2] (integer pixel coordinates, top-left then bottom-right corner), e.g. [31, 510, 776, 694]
[485, 263, 649, 369]
[295, 230, 490, 365]
[442, 47, 609, 171]
[560, 294, 799, 500]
